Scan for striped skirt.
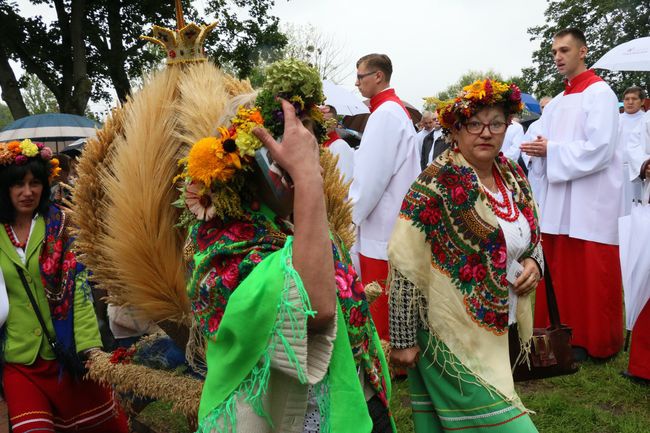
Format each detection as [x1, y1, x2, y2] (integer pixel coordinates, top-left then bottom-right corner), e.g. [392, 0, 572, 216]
[408, 331, 538, 432]
[2, 357, 128, 433]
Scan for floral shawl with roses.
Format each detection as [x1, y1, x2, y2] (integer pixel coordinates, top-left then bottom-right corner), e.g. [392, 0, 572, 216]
[388, 149, 540, 404]
[41, 204, 88, 354]
[187, 204, 392, 431]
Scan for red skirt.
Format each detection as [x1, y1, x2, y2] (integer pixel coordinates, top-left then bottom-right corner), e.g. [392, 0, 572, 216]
[359, 254, 389, 341]
[629, 301, 650, 379]
[534, 234, 624, 358]
[2, 357, 128, 433]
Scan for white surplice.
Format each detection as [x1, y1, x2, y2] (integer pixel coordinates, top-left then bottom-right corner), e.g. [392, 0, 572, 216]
[350, 98, 420, 260]
[501, 121, 525, 164]
[618, 110, 647, 214]
[528, 81, 622, 245]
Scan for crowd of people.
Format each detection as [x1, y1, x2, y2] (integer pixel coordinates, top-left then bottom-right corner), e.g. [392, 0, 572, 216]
[0, 23, 648, 433]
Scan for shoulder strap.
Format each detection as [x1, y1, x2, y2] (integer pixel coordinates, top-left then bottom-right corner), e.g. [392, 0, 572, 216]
[543, 258, 562, 328]
[13, 264, 57, 348]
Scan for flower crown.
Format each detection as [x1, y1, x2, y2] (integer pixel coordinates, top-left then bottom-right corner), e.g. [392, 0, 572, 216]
[175, 59, 327, 225]
[0, 139, 61, 180]
[437, 79, 524, 131]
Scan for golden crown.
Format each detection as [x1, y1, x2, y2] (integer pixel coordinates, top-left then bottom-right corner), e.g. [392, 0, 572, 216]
[141, 1, 217, 65]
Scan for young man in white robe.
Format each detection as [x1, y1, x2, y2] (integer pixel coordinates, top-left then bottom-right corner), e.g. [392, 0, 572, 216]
[618, 86, 647, 214]
[522, 28, 623, 360]
[349, 53, 420, 341]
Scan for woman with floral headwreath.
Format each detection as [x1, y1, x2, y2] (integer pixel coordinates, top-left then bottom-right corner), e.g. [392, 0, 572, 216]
[387, 79, 543, 432]
[0, 140, 128, 433]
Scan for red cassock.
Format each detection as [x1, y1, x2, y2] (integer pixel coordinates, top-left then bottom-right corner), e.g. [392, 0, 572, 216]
[534, 234, 624, 358]
[629, 300, 650, 379]
[359, 254, 390, 341]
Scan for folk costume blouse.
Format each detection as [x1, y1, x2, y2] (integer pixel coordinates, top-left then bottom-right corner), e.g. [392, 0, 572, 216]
[388, 150, 542, 407]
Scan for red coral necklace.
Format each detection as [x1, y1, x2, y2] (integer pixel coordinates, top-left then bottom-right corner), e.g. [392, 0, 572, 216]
[4, 224, 27, 249]
[483, 167, 520, 222]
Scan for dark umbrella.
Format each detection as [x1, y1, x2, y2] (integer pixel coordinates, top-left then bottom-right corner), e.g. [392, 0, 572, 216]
[0, 113, 100, 153]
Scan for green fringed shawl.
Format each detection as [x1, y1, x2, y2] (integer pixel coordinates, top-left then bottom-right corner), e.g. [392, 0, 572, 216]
[197, 237, 374, 433]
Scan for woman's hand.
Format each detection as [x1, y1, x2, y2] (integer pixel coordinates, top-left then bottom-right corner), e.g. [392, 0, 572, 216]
[253, 98, 320, 183]
[390, 346, 421, 370]
[513, 258, 541, 296]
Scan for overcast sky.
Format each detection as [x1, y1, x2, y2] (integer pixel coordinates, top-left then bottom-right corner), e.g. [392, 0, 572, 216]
[264, 0, 549, 106]
[12, 0, 550, 111]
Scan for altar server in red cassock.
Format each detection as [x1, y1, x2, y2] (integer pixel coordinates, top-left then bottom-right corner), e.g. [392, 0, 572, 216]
[349, 53, 420, 340]
[522, 28, 624, 359]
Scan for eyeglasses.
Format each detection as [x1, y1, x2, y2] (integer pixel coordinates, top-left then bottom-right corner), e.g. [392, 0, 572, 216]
[356, 71, 377, 81]
[463, 120, 508, 135]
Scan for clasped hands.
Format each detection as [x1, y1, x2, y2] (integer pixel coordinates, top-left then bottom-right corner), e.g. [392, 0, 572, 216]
[519, 136, 548, 158]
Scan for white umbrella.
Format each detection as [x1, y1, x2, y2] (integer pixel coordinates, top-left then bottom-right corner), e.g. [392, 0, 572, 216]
[593, 37, 650, 71]
[322, 80, 369, 116]
[619, 184, 650, 331]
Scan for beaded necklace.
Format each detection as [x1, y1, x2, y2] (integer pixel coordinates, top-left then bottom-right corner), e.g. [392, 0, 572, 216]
[4, 223, 27, 249]
[483, 166, 520, 222]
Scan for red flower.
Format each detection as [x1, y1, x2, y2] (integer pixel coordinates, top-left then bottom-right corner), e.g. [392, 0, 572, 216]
[216, 256, 242, 290]
[419, 207, 442, 226]
[225, 222, 256, 241]
[497, 313, 508, 328]
[62, 251, 76, 272]
[459, 264, 473, 282]
[348, 306, 366, 327]
[451, 185, 469, 205]
[467, 254, 481, 266]
[491, 247, 507, 269]
[437, 252, 447, 263]
[484, 311, 497, 324]
[439, 172, 460, 188]
[42, 257, 56, 276]
[473, 264, 487, 282]
[335, 268, 355, 298]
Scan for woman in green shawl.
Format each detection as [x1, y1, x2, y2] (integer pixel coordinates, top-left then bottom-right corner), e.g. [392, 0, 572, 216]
[388, 79, 543, 433]
[178, 81, 393, 431]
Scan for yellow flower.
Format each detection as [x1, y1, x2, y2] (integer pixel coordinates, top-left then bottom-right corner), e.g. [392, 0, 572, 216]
[491, 81, 510, 94]
[463, 80, 487, 100]
[187, 137, 223, 187]
[19, 139, 39, 157]
[235, 129, 262, 157]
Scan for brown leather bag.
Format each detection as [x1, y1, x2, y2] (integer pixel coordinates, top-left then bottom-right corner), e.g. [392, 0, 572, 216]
[509, 260, 579, 381]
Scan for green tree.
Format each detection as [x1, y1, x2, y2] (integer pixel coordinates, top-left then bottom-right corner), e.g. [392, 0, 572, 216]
[0, 0, 287, 118]
[522, 0, 650, 99]
[0, 102, 12, 129]
[22, 74, 59, 114]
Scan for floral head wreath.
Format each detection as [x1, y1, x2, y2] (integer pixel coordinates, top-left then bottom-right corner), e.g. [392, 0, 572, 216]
[175, 59, 326, 225]
[437, 78, 524, 132]
[0, 139, 61, 181]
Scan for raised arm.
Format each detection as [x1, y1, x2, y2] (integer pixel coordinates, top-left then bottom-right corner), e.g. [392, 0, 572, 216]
[253, 100, 336, 331]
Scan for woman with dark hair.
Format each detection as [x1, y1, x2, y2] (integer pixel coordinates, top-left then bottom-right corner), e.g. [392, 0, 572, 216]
[388, 79, 542, 432]
[0, 140, 128, 433]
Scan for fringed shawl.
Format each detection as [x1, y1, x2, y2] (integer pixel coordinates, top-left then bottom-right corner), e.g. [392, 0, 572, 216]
[388, 150, 540, 407]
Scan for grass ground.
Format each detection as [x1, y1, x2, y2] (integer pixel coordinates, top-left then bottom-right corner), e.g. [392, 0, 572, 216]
[139, 351, 649, 433]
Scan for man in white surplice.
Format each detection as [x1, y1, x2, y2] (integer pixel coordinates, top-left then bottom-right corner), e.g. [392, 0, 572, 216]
[521, 28, 624, 360]
[618, 86, 647, 213]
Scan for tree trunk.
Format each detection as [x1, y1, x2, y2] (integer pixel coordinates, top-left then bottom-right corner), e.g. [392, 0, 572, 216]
[106, 0, 132, 102]
[0, 48, 29, 120]
[68, 0, 92, 115]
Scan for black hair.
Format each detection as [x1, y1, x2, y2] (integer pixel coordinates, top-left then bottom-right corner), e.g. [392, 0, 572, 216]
[0, 158, 51, 224]
[554, 28, 587, 47]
